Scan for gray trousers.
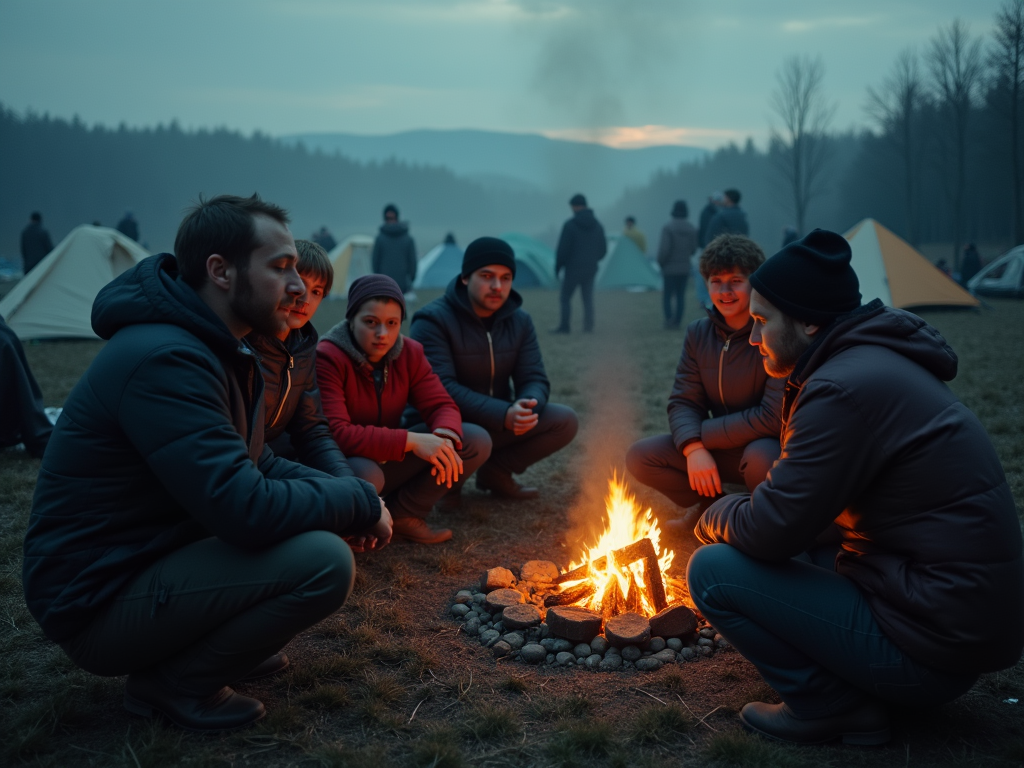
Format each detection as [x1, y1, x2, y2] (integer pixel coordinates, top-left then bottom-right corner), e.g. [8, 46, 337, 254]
[626, 433, 780, 512]
[61, 531, 355, 696]
[348, 423, 491, 519]
[687, 543, 978, 716]
[484, 403, 578, 476]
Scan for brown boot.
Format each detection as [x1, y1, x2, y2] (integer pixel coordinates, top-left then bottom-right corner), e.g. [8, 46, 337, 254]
[476, 465, 539, 500]
[392, 516, 453, 544]
[740, 701, 890, 746]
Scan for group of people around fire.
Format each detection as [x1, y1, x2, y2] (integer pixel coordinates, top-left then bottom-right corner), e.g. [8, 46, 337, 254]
[19, 193, 1023, 747]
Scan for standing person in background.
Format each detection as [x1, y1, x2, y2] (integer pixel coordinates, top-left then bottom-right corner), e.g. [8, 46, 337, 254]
[372, 204, 417, 294]
[694, 194, 722, 310]
[313, 226, 337, 253]
[552, 193, 606, 334]
[705, 189, 749, 241]
[960, 244, 981, 286]
[20, 212, 54, 274]
[657, 200, 698, 330]
[623, 216, 647, 254]
[117, 211, 140, 242]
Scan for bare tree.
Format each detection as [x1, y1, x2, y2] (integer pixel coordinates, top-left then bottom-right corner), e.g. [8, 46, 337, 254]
[991, 0, 1024, 244]
[927, 19, 984, 268]
[866, 49, 924, 245]
[769, 56, 837, 235]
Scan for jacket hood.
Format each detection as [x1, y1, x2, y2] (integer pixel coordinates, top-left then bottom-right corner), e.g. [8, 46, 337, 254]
[379, 221, 409, 237]
[793, 299, 958, 386]
[247, 321, 319, 362]
[442, 275, 524, 325]
[321, 320, 404, 375]
[704, 305, 754, 340]
[572, 208, 600, 231]
[91, 253, 244, 357]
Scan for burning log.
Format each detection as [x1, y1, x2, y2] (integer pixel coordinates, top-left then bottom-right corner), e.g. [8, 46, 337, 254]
[556, 538, 658, 584]
[599, 575, 623, 619]
[555, 537, 668, 614]
[543, 582, 596, 608]
[625, 578, 642, 614]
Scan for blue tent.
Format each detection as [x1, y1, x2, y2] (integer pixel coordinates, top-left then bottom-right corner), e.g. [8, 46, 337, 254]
[499, 232, 558, 288]
[415, 238, 464, 288]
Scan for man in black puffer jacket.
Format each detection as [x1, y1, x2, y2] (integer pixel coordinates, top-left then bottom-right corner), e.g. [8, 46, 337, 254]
[411, 237, 578, 500]
[371, 203, 417, 292]
[553, 193, 606, 333]
[23, 195, 391, 733]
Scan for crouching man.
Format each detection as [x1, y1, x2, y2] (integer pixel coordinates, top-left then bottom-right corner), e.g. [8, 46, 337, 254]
[410, 237, 578, 500]
[687, 229, 1024, 745]
[22, 195, 391, 732]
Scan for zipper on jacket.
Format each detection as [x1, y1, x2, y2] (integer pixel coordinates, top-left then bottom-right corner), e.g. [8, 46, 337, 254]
[718, 338, 731, 413]
[486, 331, 496, 397]
[268, 354, 294, 429]
[373, 363, 388, 426]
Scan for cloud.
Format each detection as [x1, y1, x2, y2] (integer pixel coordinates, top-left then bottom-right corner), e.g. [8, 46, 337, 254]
[543, 124, 748, 149]
[781, 16, 881, 33]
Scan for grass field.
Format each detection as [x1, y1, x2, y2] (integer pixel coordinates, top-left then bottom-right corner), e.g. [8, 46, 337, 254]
[2, 285, 1023, 768]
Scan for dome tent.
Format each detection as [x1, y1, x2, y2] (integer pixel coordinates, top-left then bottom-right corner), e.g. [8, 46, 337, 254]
[499, 232, 558, 288]
[595, 235, 661, 291]
[414, 235, 464, 289]
[326, 235, 374, 299]
[967, 245, 1024, 298]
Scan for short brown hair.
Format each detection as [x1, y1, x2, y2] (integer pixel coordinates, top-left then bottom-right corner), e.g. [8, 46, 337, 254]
[294, 239, 334, 294]
[174, 193, 290, 288]
[700, 234, 765, 279]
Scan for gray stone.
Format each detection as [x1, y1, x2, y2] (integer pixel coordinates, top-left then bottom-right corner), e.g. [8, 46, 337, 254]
[492, 640, 512, 658]
[520, 560, 560, 583]
[717, 638, 730, 649]
[699, 645, 713, 656]
[680, 647, 696, 660]
[698, 637, 714, 647]
[650, 605, 699, 639]
[550, 638, 573, 653]
[599, 654, 623, 671]
[604, 645, 621, 657]
[479, 629, 501, 647]
[485, 589, 524, 612]
[605, 612, 651, 648]
[653, 649, 677, 664]
[502, 632, 525, 651]
[546, 654, 555, 664]
[464, 617, 481, 636]
[502, 603, 543, 631]
[700, 628, 717, 639]
[482, 567, 517, 592]
[573, 643, 592, 659]
[520, 643, 547, 664]
[586, 653, 602, 669]
[635, 657, 663, 672]
[537, 623, 551, 639]
[493, 621, 505, 633]
[455, 590, 474, 604]
[546, 606, 603, 644]
[666, 638, 683, 652]
[451, 603, 471, 618]
[590, 636, 609, 654]
[648, 637, 666, 653]
[621, 645, 643, 662]
[472, 592, 488, 605]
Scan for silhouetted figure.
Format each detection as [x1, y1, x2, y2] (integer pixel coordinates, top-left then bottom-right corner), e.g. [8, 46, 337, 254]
[313, 226, 337, 253]
[960, 244, 981, 285]
[444, 232, 457, 246]
[623, 216, 647, 254]
[705, 189, 749, 241]
[657, 200, 697, 329]
[372, 204, 417, 292]
[0, 316, 53, 457]
[936, 258, 952, 277]
[782, 226, 799, 247]
[20, 212, 54, 274]
[553, 194, 606, 334]
[117, 211, 139, 242]
[698, 194, 722, 249]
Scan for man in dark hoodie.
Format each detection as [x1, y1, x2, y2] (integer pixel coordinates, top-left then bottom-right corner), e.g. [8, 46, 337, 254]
[411, 237, 578, 500]
[704, 188, 749, 241]
[553, 193, 606, 333]
[372, 203, 417, 292]
[20, 211, 54, 274]
[22, 194, 391, 732]
[686, 229, 1024, 745]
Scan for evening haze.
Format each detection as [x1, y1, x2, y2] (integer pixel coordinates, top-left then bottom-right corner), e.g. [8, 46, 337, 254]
[0, 0, 1003, 149]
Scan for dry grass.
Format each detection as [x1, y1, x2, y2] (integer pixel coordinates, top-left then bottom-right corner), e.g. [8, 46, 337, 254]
[2, 287, 1023, 767]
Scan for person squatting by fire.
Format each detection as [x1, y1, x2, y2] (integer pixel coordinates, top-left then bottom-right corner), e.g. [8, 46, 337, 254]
[20, 194, 1023, 743]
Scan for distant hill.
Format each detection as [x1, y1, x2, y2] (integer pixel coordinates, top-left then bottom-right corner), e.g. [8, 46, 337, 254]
[282, 129, 707, 207]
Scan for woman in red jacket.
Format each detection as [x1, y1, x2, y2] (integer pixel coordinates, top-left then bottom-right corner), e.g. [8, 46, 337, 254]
[317, 275, 491, 544]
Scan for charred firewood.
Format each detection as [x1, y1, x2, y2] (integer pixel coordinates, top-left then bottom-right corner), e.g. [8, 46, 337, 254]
[625, 577, 643, 614]
[555, 538, 659, 585]
[543, 582, 596, 607]
[599, 576, 623, 619]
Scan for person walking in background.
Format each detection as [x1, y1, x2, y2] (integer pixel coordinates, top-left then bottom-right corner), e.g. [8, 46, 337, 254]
[657, 200, 697, 329]
[313, 226, 337, 253]
[705, 189, 749, 241]
[372, 204, 417, 293]
[116, 211, 139, 242]
[623, 216, 647, 254]
[960, 243, 981, 286]
[20, 212, 54, 274]
[553, 193, 606, 334]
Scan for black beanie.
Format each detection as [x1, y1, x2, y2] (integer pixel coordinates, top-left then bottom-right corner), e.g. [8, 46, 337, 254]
[346, 274, 407, 320]
[748, 229, 861, 325]
[461, 236, 517, 279]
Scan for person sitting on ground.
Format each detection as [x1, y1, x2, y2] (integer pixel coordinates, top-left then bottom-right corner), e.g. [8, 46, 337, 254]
[627, 234, 781, 531]
[686, 229, 1024, 746]
[410, 237, 579, 503]
[22, 194, 391, 733]
[317, 275, 492, 545]
[0, 315, 53, 457]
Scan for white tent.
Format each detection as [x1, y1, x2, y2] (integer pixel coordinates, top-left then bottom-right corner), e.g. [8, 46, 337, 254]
[326, 235, 374, 298]
[843, 219, 979, 309]
[0, 225, 150, 339]
[967, 245, 1024, 298]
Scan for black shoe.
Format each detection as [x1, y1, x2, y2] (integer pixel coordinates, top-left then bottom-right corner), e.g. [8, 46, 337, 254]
[124, 674, 265, 732]
[549, 327, 570, 334]
[436, 487, 462, 511]
[238, 652, 290, 682]
[740, 701, 890, 746]
[476, 466, 539, 500]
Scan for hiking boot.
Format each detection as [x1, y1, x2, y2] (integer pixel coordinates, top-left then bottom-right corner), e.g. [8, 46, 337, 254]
[740, 701, 890, 746]
[392, 516, 453, 544]
[238, 653, 290, 682]
[124, 674, 265, 732]
[476, 466, 539, 500]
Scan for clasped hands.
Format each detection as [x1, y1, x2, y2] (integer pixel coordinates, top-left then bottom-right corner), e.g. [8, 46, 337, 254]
[346, 498, 394, 553]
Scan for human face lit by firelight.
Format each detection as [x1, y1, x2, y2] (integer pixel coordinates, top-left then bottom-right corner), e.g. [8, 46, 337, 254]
[278, 273, 327, 339]
[749, 289, 816, 379]
[350, 299, 403, 363]
[707, 270, 752, 330]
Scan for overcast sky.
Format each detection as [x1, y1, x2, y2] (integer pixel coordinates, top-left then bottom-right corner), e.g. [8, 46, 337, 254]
[0, 0, 1004, 149]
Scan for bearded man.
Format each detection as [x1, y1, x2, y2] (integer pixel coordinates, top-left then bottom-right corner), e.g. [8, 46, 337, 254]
[23, 195, 392, 732]
[686, 229, 1024, 745]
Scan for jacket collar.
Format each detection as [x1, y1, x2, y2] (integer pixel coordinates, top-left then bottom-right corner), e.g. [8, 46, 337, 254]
[321, 320, 404, 376]
[443, 275, 523, 326]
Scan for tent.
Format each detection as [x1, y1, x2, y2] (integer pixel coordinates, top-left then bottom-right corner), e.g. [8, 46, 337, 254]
[595, 235, 662, 291]
[967, 245, 1024, 298]
[843, 219, 979, 309]
[499, 232, 558, 288]
[414, 238, 464, 289]
[0, 225, 150, 340]
[327, 235, 374, 298]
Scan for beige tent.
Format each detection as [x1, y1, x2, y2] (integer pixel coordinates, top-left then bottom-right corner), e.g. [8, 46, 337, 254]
[844, 219, 979, 309]
[327, 235, 374, 298]
[0, 225, 150, 339]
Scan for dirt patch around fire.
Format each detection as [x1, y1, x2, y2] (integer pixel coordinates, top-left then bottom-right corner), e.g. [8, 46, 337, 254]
[2, 288, 1023, 767]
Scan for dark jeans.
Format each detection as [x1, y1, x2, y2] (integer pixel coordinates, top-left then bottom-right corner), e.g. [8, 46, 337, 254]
[348, 423, 491, 519]
[687, 544, 978, 716]
[662, 274, 688, 325]
[483, 402, 578, 477]
[0, 318, 52, 455]
[626, 434, 780, 512]
[558, 270, 596, 332]
[61, 531, 354, 696]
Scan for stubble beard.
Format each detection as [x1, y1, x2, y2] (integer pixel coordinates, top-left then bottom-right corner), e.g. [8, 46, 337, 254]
[232, 267, 287, 337]
[763, 319, 810, 379]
